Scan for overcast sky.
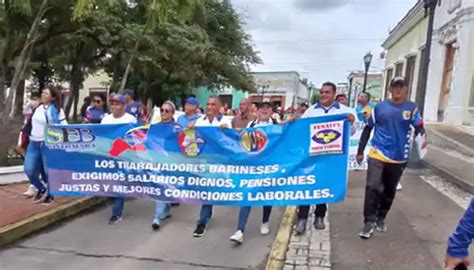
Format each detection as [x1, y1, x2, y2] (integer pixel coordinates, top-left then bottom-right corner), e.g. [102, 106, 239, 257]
[231, 0, 418, 86]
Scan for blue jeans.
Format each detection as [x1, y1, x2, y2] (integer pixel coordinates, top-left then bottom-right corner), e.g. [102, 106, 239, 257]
[198, 204, 213, 225]
[112, 198, 125, 217]
[154, 201, 171, 223]
[237, 206, 272, 232]
[24, 141, 48, 192]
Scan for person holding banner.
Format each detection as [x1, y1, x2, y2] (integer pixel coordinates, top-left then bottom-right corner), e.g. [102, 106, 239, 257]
[192, 96, 232, 237]
[177, 97, 201, 128]
[356, 76, 427, 239]
[24, 86, 67, 205]
[231, 98, 255, 129]
[229, 99, 278, 244]
[294, 82, 356, 234]
[152, 101, 181, 230]
[101, 94, 137, 225]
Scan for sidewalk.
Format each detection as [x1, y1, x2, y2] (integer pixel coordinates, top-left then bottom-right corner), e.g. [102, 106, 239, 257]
[0, 183, 105, 247]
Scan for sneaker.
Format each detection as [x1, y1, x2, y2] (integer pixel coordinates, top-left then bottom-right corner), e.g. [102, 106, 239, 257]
[359, 222, 375, 239]
[108, 215, 123, 225]
[23, 185, 37, 198]
[41, 195, 54, 205]
[314, 217, 325, 230]
[193, 224, 206, 237]
[294, 219, 307, 235]
[260, 222, 270, 235]
[32, 189, 47, 204]
[396, 183, 403, 191]
[375, 220, 387, 232]
[230, 230, 244, 244]
[151, 219, 160, 231]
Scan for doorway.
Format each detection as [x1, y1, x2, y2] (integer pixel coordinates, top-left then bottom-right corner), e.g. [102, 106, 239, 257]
[438, 43, 455, 122]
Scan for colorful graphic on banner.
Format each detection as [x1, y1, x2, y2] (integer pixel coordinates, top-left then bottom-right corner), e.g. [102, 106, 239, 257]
[46, 115, 351, 206]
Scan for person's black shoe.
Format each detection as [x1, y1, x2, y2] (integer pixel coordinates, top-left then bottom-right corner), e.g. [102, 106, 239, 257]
[41, 195, 54, 205]
[294, 219, 307, 235]
[151, 220, 160, 231]
[193, 224, 206, 237]
[314, 217, 325, 230]
[32, 189, 47, 204]
[359, 222, 375, 239]
[375, 220, 387, 232]
[170, 203, 180, 207]
[108, 215, 123, 225]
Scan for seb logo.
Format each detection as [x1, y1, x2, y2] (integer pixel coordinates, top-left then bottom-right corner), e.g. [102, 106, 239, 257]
[46, 127, 95, 151]
[309, 120, 344, 155]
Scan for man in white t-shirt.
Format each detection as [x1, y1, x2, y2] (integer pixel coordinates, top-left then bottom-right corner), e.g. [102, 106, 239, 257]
[192, 96, 231, 237]
[101, 94, 137, 225]
[295, 82, 355, 234]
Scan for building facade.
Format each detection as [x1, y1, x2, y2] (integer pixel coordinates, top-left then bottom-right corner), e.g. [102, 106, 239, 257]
[425, 0, 474, 125]
[347, 71, 383, 107]
[381, 1, 427, 104]
[249, 71, 310, 110]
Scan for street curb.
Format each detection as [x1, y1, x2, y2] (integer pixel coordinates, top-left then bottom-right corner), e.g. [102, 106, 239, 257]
[422, 161, 474, 194]
[0, 197, 107, 247]
[266, 206, 297, 270]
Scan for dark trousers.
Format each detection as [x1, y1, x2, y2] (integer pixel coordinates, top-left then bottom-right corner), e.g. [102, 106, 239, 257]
[363, 158, 406, 223]
[297, 204, 327, 220]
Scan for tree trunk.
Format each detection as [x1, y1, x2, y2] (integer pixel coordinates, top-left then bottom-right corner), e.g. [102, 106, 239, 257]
[72, 83, 80, 122]
[119, 38, 141, 92]
[1, 0, 50, 123]
[14, 80, 25, 116]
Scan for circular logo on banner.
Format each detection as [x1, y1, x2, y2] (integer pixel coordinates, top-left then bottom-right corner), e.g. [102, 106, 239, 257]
[178, 129, 205, 157]
[240, 129, 268, 154]
[312, 129, 341, 145]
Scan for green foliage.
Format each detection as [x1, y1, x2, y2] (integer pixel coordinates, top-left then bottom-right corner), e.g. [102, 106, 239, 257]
[0, 0, 260, 110]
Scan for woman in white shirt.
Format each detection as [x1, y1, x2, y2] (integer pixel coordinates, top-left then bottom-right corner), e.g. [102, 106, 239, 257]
[24, 87, 67, 205]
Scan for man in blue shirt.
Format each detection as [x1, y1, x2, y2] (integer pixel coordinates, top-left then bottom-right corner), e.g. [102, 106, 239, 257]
[357, 77, 427, 239]
[177, 97, 201, 128]
[445, 200, 474, 269]
[123, 89, 145, 122]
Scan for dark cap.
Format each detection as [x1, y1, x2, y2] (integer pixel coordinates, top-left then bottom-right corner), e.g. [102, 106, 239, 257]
[185, 97, 199, 106]
[390, 76, 408, 87]
[258, 98, 272, 108]
[122, 89, 134, 98]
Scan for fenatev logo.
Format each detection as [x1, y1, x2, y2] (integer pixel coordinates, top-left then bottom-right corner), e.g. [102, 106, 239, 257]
[309, 120, 344, 155]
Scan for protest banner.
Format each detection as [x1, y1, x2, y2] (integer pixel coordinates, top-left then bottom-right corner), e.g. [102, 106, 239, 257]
[348, 121, 370, 170]
[45, 114, 351, 206]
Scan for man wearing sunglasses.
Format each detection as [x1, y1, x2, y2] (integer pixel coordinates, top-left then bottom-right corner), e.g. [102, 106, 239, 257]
[152, 101, 182, 231]
[101, 94, 136, 225]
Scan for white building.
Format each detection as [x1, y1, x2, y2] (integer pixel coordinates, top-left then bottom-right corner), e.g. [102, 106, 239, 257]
[381, 1, 427, 103]
[425, 0, 474, 125]
[250, 71, 310, 109]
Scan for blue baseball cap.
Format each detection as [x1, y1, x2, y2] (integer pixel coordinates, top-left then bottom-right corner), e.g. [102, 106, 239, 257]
[185, 97, 199, 106]
[123, 89, 134, 98]
[109, 94, 126, 104]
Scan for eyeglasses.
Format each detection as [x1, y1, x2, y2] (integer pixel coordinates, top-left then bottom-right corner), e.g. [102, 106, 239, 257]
[161, 109, 171, 114]
[109, 100, 121, 105]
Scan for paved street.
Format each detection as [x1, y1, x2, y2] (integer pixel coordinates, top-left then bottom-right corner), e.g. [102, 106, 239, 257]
[0, 201, 284, 270]
[330, 168, 473, 270]
[1, 168, 472, 270]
